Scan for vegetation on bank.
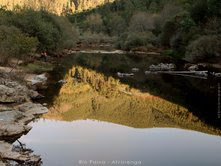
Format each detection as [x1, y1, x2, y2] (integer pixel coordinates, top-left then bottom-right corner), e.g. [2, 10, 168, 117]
[67, 0, 221, 62]
[0, 0, 221, 65]
[0, 7, 78, 64]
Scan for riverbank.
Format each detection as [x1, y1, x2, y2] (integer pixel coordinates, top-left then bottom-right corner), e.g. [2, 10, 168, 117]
[0, 68, 48, 165]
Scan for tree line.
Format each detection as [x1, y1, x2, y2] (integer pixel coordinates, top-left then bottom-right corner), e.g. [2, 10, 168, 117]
[0, 6, 78, 64]
[67, 0, 221, 62]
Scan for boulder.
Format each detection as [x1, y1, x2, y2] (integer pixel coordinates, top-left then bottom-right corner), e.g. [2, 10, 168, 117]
[25, 73, 48, 89]
[0, 110, 32, 139]
[58, 80, 67, 85]
[0, 122, 31, 140]
[132, 68, 140, 72]
[0, 160, 6, 166]
[0, 141, 41, 165]
[188, 65, 199, 71]
[0, 85, 26, 103]
[149, 63, 176, 71]
[28, 90, 44, 100]
[17, 102, 48, 116]
[117, 72, 134, 78]
[0, 103, 48, 140]
[215, 73, 221, 77]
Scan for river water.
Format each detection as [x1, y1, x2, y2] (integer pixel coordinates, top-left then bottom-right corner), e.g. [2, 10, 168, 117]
[19, 53, 221, 166]
[19, 119, 221, 166]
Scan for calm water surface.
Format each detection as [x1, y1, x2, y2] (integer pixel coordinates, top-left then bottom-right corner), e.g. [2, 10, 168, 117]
[19, 53, 221, 166]
[20, 119, 221, 166]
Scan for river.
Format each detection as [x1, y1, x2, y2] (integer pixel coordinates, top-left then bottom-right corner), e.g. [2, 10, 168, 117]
[17, 52, 221, 166]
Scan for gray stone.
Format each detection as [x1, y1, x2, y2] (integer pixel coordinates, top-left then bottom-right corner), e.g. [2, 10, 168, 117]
[132, 68, 140, 72]
[149, 63, 176, 71]
[0, 85, 19, 103]
[25, 73, 48, 86]
[17, 102, 48, 116]
[0, 141, 41, 164]
[188, 65, 199, 71]
[0, 161, 6, 166]
[0, 81, 30, 103]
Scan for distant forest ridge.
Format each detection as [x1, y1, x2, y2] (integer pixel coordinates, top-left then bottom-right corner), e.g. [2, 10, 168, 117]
[0, 0, 114, 14]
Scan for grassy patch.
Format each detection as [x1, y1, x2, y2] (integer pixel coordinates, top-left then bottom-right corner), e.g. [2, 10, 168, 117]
[23, 61, 54, 74]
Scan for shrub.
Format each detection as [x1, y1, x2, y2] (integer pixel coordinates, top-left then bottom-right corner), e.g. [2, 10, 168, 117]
[185, 35, 221, 62]
[159, 3, 183, 28]
[190, 0, 208, 23]
[129, 12, 155, 32]
[177, 12, 196, 32]
[10, 9, 60, 51]
[160, 20, 177, 46]
[0, 6, 12, 25]
[163, 49, 182, 59]
[0, 25, 38, 64]
[204, 17, 221, 34]
[207, 0, 221, 17]
[10, 9, 78, 52]
[160, 11, 196, 48]
[84, 13, 103, 33]
[118, 32, 157, 50]
[80, 31, 115, 45]
[46, 14, 78, 50]
[103, 14, 127, 36]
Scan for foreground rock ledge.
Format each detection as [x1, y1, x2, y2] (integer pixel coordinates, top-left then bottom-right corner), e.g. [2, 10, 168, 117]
[0, 141, 41, 165]
[0, 103, 48, 140]
[0, 72, 48, 165]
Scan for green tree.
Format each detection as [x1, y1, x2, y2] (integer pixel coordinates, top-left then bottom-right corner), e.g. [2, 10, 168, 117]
[0, 25, 38, 63]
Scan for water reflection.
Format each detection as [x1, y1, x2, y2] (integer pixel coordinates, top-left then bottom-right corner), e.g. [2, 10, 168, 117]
[43, 66, 220, 135]
[21, 53, 221, 165]
[20, 119, 221, 166]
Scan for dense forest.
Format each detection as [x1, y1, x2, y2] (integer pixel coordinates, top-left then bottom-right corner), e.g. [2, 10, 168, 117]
[67, 0, 221, 62]
[0, 7, 78, 64]
[0, 0, 221, 64]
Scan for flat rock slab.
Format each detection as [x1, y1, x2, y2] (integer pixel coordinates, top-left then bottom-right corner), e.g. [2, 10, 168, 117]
[0, 110, 24, 122]
[0, 141, 41, 165]
[0, 83, 28, 103]
[25, 73, 48, 86]
[0, 69, 48, 165]
[0, 103, 48, 139]
[0, 110, 31, 139]
[0, 85, 25, 103]
[0, 161, 6, 166]
[17, 102, 48, 116]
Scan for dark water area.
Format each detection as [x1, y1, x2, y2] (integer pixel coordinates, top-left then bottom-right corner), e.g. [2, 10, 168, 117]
[41, 53, 221, 128]
[20, 53, 221, 166]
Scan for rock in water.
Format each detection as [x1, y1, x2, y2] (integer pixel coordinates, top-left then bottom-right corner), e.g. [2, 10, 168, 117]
[0, 141, 41, 165]
[149, 63, 176, 71]
[132, 68, 140, 72]
[188, 65, 199, 71]
[25, 73, 48, 89]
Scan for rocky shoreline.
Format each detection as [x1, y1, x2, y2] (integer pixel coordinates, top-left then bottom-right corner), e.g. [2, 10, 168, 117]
[0, 69, 48, 165]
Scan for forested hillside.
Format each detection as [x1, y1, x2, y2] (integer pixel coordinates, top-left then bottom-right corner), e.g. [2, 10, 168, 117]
[68, 0, 221, 62]
[0, 0, 221, 64]
[0, 7, 79, 64]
